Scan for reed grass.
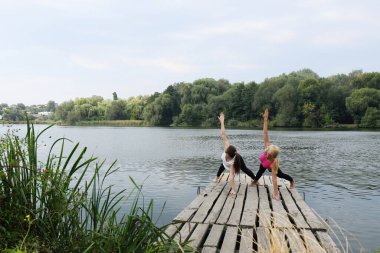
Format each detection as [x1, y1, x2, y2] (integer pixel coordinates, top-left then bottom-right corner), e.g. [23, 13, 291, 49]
[74, 120, 146, 127]
[0, 119, 192, 252]
[238, 209, 362, 253]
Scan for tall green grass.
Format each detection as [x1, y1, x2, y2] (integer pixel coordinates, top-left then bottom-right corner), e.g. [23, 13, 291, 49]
[0, 119, 192, 252]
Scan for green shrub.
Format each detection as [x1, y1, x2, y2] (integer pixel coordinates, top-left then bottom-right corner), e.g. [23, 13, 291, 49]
[0, 119, 191, 252]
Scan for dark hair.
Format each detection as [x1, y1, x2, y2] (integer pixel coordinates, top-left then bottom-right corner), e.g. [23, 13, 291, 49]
[226, 145, 240, 174]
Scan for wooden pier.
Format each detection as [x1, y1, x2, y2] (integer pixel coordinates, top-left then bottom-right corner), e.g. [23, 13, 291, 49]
[166, 173, 340, 253]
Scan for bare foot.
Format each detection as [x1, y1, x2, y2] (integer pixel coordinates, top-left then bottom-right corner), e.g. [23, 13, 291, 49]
[290, 180, 295, 189]
[213, 176, 219, 183]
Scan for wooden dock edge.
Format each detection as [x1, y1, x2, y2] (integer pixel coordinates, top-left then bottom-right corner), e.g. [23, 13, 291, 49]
[167, 173, 341, 253]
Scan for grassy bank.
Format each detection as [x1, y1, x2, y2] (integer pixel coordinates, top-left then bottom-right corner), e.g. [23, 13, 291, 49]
[75, 120, 146, 127]
[0, 120, 191, 252]
[2, 120, 379, 131]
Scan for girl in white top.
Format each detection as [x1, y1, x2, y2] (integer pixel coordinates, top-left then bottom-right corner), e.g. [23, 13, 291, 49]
[213, 112, 256, 194]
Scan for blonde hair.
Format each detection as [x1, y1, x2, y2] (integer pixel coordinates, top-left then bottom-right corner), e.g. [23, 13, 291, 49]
[266, 145, 280, 173]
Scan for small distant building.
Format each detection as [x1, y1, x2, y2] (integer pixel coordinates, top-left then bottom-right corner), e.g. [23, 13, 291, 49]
[38, 111, 52, 116]
[36, 111, 53, 120]
[0, 115, 3, 120]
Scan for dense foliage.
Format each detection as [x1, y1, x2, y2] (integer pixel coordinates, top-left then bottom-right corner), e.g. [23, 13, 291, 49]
[1, 69, 380, 127]
[0, 122, 192, 252]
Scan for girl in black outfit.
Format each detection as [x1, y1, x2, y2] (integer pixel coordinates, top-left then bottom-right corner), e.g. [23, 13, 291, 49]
[213, 112, 256, 194]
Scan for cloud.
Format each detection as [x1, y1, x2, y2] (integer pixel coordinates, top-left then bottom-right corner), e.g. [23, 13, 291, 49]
[70, 55, 110, 70]
[227, 63, 265, 70]
[172, 19, 297, 44]
[121, 57, 195, 73]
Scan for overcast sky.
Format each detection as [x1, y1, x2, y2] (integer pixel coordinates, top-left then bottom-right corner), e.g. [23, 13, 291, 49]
[1, 0, 379, 105]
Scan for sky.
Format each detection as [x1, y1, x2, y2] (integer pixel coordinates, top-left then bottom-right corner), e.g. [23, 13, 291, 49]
[1, 0, 379, 105]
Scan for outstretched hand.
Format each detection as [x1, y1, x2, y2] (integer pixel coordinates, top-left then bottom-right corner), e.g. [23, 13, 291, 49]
[263, 108, 269, 120]
[218, 112, 225, 123]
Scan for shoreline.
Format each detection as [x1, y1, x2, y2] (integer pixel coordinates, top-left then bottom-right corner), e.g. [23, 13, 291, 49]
[1, 120, 380, 131]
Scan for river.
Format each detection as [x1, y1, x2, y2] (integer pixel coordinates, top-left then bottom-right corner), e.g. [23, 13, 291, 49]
[1, 125, 379, 252]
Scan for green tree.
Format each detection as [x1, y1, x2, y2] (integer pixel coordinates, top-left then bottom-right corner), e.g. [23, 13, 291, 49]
[302, 102, 320, 127]
[346, 88, 380, 124]
[320, 80, 352, 124]
[0, 103, 9, 116]
[361, 107, 380, 127]
[253, 75, 287, 116]
[126, 96, 147, 120]
[105, 100, 126, 120]
[273, 80, 300, 126]
[54, 100, 75, 122]
[240, 82, 258, 121]
[113, 92, 118, 101]
[46, 100, 57, 112]
[223, 83, 245, 120]
[352, 72, 380, 89]
[2, 105, 26, 121]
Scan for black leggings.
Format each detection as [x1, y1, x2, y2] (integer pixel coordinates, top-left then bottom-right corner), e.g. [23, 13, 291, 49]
[254, 164, 293, 182]
[216, 156, 256, 180]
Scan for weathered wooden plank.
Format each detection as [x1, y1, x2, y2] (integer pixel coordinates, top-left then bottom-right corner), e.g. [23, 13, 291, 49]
[216, 185, 239, 224]
[227, 184, 247, 226]
[271, 229, 289, 252]
[316, 231, 341, 253]
[174, 222, 197, 243]
[289, 187, 304, 201]
[192, 183, 227, 223]
[285, 228, 307, 253]
[204, 181, 218, 192]
[188, 223, 210, 250]
[296, 199, 326, 230]
[243, 174, 250, 184]
[302, 229, 327, 253]
[256, 227, 271, 253]
[165, 223, 183, 238]
[258, 186, 271, 228]
[212, 180, 228, 192]
[282, 178, 291, 188]
[276, 176, 284, 186]
[204, 184, 230, 224]
[203, 224, 224, 247]
[170, 175, 336, 253]
[279, 187, 310, 229]
[241, 186, 258, 227]
[239, 173, 244, 182]
[262, 176, 268, 186]
[265, 175, 273, 186]
[174, 182, 224, 222]
[202, 247, 217, 253]
[258, 176, 265, 185]
[268, 186, 293, 228]
[220, 226, 238, 253]
[221, 172, 229, 182]
[239, 228, 254, 253]
[173, 208, 198, 222]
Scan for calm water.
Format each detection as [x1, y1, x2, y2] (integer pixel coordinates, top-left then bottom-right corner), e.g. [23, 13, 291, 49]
[1, 125, 379, 252]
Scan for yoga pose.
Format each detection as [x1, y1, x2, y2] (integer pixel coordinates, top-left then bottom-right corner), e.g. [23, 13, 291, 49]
[213, 112, 256, 195]
[252, 108, 295, 200]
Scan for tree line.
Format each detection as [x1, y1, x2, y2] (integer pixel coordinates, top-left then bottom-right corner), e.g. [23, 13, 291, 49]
[1, 69, 379, 127]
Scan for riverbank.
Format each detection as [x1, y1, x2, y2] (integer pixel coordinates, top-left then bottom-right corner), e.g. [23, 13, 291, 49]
[2, 119, 379, 130]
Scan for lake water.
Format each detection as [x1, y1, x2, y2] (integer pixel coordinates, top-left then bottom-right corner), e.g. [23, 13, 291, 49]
[1, 125, 379, 252]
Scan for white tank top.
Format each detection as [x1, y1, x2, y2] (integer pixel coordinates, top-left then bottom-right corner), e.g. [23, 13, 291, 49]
[221, 152, 235, 171]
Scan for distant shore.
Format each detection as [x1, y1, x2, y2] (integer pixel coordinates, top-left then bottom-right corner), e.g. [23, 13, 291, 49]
[2, 120, 380, 130]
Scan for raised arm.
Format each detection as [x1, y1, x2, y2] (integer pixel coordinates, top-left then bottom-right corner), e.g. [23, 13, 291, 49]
[219, 112, 230, 149]
[263, 108, 270, 148]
